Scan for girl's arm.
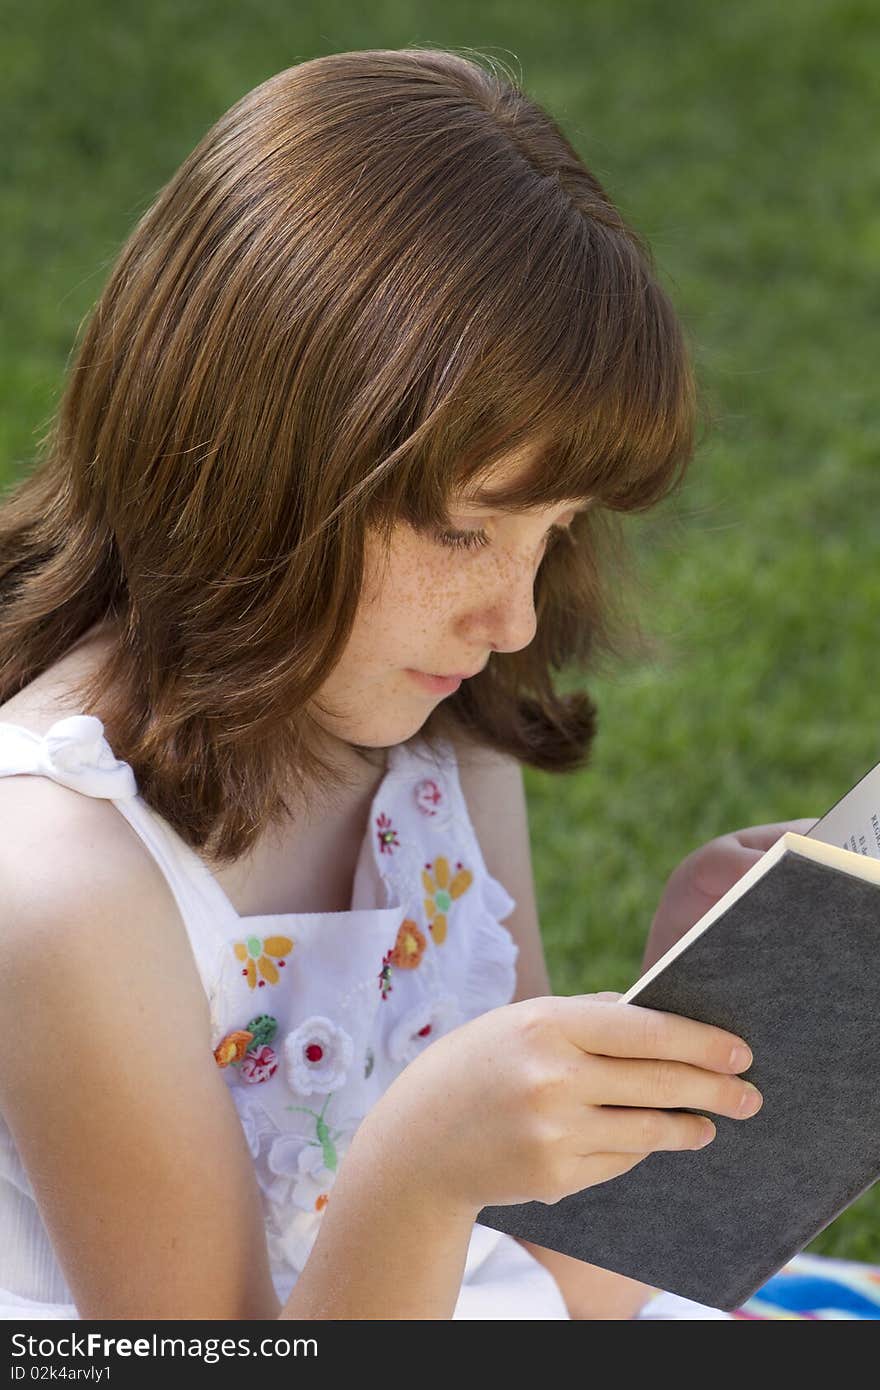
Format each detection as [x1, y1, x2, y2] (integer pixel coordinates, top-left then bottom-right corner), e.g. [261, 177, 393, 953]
[0, 777, 283, 1320]
[0, 776, 481, 1321]
[455, 742, 659, 1319]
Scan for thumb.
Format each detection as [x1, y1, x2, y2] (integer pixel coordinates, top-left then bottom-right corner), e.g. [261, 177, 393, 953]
[591, 991, 624, 1003]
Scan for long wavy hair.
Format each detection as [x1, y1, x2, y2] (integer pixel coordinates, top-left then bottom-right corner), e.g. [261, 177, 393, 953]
[0, 47, 699, 863]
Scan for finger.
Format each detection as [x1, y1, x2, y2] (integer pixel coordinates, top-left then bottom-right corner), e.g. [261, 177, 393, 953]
[734, 820, 819, 851]
[578, 1054, 762, 1121]
[560, 996, 752, 1073]
[571, 1152, 654, 1188]
[695, 841, 764, 898]
[584, 1106, 717, 1155]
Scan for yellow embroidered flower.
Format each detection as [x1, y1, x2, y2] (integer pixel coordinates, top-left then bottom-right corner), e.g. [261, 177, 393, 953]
[389, 919, 427, 969]
[421, 855, 473, 945]
[233, 934, 295, 989]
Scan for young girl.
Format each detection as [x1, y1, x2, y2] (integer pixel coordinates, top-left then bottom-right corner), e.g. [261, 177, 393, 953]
[0, 47, 787, 1321]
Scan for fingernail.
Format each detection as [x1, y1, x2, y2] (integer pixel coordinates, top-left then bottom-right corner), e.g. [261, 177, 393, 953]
[729, 1044, 753, 1070]
[739, 1083, 763, 1116]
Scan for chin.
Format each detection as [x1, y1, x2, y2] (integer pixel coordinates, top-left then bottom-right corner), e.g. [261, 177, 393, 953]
[350, 714, 430, 749]
[311, 708, 429, 752]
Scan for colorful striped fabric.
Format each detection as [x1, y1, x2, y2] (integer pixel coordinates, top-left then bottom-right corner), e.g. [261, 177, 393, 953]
[730, 1252, 880, 1319]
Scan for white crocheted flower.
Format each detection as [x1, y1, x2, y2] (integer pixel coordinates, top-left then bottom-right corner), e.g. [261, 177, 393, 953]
[265, 1124, 361, 1273]
[289, 1136, 345, 1212]
[283, 1016, 353, 1096]
[386, 994, 463, 1064]
[262, 1113, 358, 1208]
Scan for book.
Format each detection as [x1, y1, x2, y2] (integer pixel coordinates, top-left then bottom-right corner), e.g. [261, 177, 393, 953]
[475, 757, 880, 1311]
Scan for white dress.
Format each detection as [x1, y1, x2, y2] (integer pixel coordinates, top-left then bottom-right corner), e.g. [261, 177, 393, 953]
[0, 714, 572, 1320]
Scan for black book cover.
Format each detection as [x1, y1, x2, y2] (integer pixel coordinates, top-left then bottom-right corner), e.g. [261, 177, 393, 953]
[476, 849, 880, 1310]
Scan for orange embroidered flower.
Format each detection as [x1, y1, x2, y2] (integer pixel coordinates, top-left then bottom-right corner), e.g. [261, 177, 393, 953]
[389, 918, 427, 969]
[233, 934, 295, 989]
[213, 1030, 254, 1067]
[421, 856, 473, 945]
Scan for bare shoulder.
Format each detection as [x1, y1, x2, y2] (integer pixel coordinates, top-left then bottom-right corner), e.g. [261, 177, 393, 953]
[451, 730, 521, 799]
[0, 620, 185, 958]
[0, 771, 185, 964]
[450, 732, 526, 832]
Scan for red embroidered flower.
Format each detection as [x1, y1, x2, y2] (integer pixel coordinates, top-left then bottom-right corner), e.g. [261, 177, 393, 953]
[239, 1044, 278, 1084]
[414, 778, 444, 815]
[375, 812, 400, 854]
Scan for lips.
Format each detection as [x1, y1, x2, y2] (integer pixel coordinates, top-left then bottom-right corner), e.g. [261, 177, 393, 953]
[427, 665, 487, 679]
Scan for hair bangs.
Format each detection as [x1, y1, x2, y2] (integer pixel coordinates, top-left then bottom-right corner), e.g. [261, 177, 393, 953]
[364, 191, 696, 545]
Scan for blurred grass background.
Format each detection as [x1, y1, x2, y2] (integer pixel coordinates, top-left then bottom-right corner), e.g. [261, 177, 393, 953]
[4, 0, 878, 1262]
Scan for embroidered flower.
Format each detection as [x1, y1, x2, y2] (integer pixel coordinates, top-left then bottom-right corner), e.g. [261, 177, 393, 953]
[233, 935, 294, 989]
[414, 777, 444, 815]
[389, 918, 427, 969]
[375, 812, 400, 854]
[283, 1093, 346, 1174]
[387, 994, 463, 1064]
[421, 856, 473, 945]
[378, 949, 394, 1001]
[239, 1044, 279, 1084]
[264, 1117, 360, 1268]
[283, 1016, 353, 1096]
[265, 1133, 337, 1216]
[213, 1030, 254, 1068]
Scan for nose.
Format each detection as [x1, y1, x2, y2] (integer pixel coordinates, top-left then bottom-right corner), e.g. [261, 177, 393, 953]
[473, 554, 540, 656]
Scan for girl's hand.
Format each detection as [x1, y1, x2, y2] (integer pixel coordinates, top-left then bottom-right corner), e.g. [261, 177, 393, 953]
[353, 992, 762, 1215]
[641, 818, 821, 974]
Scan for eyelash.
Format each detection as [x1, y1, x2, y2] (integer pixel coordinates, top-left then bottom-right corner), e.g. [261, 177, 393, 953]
[434, 524, 569, 553]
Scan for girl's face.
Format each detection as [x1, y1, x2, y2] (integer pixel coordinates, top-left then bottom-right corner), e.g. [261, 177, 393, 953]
[310, 449, 590, 750]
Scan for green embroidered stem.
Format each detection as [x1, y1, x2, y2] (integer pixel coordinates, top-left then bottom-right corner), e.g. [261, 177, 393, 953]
[285, 1092, 345, 1172]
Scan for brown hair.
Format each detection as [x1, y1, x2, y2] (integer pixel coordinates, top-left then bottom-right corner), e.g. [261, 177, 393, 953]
[0, 46, 699, 863]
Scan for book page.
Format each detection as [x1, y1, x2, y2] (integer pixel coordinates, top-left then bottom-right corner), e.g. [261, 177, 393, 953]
[804, 756, 880, 859]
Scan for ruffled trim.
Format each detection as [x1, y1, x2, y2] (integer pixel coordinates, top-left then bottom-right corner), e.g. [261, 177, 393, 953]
[424, 737, 519, 1017]
[458, 897, 519, 1021]
[481, 871, 516, 924]
[0, 1122, 35, 1201]
[0, 1286, 78, 1320]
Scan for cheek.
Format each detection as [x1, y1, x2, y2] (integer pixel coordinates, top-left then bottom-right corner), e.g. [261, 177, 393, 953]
[368, 533, 464, 615]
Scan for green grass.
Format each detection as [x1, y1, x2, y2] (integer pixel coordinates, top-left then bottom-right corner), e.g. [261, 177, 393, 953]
[4, 0, 879, 1266]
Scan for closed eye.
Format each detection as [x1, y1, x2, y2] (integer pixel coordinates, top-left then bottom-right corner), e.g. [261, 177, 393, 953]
[433, 523, 572, 553]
